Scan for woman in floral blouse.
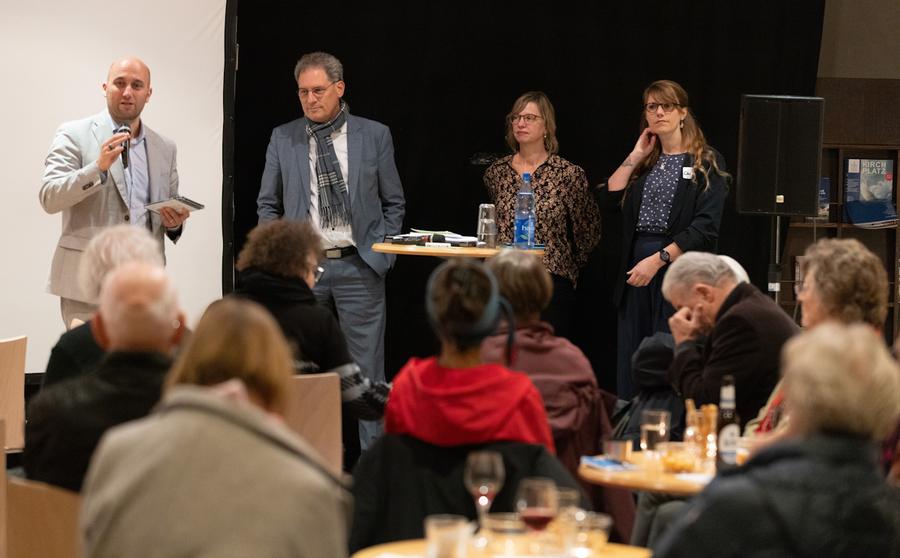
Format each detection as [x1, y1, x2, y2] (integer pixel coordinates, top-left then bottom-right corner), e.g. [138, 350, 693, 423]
[483, 91, 600, 340]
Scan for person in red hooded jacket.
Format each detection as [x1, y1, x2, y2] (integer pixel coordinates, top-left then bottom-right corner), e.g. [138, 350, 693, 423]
[385, 258, 554, 453]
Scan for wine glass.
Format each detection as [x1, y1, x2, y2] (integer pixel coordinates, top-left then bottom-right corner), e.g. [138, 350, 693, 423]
[463, 451, 505, 529]
[515, 477, 559, 532]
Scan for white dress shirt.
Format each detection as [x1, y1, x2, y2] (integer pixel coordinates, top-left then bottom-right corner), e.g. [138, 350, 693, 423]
[309, 122, 354, 248]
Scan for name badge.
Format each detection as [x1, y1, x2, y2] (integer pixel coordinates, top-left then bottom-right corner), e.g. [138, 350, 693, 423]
[682, 167, 694, 179]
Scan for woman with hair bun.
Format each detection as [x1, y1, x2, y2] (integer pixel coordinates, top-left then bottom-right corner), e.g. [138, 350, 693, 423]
[385, 259, 554, 452]
[601, 80, 729, 399]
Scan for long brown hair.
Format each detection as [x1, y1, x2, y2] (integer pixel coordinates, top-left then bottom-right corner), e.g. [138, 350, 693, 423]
[165, 298, 293, 414]
[632, 80, 728, 189]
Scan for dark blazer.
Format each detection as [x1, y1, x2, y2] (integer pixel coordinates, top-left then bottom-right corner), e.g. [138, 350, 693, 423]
[24, 351, 171, 492]
[257, 114, 405, 277]
[667, 283, 799, 428]
[598, 150, 729, 306]
[350, 434, 586, 553]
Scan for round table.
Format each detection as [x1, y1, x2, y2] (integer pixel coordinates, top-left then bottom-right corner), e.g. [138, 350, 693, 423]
[578, 453, 712, 497]
[351, 538, 651, 557]
[372, 242, 544, 258]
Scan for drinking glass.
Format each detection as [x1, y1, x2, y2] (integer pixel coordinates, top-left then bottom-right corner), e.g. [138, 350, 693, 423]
[639, 410, 671, 453]
[425, 514, 469, 558]
[476, 203, 497, 248]
[640, 410, 671, 473]
[567, 511, 613, 557]
[515, 477, 559, 532]
[463, 451, 505, 530]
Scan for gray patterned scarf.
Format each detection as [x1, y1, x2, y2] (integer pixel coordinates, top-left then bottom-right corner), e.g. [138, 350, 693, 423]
[307, 101, 350, 229]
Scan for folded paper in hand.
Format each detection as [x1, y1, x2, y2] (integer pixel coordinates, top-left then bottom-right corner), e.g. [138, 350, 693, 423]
[145, 196, 205, 214]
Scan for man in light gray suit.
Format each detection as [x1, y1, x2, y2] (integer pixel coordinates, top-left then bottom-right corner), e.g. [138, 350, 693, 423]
[40, 57, 189, 328]
[258, 52, 405, 452]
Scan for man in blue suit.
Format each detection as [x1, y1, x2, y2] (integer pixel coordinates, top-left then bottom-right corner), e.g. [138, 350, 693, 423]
[257, 52, 405, 451]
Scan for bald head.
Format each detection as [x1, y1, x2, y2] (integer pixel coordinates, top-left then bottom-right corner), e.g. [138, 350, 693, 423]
[103, 57, 153, 126]
[97, 262, 182, 352]
[107, 57, 151, 83]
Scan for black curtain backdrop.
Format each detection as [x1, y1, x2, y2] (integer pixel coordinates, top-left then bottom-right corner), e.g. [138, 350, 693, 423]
[231, 0, 825, 392]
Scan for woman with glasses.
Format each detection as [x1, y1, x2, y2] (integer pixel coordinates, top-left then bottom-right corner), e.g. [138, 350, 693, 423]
[600, 80, 729, 399]
[483, 91, 600, 340]
[234, 220, 390, 468]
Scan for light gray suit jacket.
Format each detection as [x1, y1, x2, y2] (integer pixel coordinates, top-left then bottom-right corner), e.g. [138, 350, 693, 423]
[257, 114, 405, 277]
[40, 111, 181, 302]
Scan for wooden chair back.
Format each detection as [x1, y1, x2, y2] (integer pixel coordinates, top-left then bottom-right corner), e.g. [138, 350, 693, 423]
[0, 337, 26, 450]
[6, 477, 81, 558]
[283, 373, 342, 475]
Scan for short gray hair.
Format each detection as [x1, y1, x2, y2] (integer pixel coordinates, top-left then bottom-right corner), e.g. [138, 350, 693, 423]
[99, 262, 180, 348]
[661, 251, 737, 300]
[294, 52, 343, 82]
[78, 225, 164, 303]
[782, 321, 900, 439]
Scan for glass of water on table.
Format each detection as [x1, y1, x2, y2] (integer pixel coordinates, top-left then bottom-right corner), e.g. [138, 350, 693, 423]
[476, 204, 497, 248]
[640, 410, 671, 472]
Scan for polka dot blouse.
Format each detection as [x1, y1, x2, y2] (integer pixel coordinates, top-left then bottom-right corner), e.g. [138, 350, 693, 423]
[636, 153, 686, 233]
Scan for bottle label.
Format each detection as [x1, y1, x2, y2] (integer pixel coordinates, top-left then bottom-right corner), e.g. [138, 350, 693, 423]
[718, 423, 740, 464]
[514, 216, 535, 248]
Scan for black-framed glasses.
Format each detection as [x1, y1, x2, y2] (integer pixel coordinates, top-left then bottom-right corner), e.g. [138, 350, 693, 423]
[314, 265, 325, 283]
[508, 114, 543, 125]
[299, 81, 338, 99]
[644, 102, 682, 113]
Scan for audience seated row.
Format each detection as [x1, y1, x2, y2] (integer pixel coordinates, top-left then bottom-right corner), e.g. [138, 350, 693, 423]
[81, 297, 350, 557]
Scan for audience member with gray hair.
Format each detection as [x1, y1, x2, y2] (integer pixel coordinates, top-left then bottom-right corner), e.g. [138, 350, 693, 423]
[43, 225, 164, 387]
[25, 263, 185, 492]
[663, 251, 798, 428]
[655, 322, 900, 557]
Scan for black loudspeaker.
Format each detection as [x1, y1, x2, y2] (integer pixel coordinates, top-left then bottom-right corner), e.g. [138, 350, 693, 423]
[736, 95, 824, 216]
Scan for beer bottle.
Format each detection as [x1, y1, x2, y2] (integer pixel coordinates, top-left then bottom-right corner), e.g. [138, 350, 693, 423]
[716, 375, 741, 471]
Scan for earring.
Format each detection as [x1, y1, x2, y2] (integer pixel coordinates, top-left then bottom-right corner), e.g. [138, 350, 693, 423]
[680, 120, 684, 129]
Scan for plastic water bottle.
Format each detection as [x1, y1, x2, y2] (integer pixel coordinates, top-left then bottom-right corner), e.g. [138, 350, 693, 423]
[514, 172, 536, 249]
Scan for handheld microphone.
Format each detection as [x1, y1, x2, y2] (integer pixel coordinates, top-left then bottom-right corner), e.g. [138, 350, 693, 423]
[114, 125, 131, 169]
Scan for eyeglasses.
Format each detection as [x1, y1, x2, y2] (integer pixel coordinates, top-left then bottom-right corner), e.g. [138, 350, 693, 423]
[299, 82, 338, 99]
[644, 102, 682, 113]
[794, 279, 806, 296]
[508, 114, 543, 125]
[314, 265, 325, 283]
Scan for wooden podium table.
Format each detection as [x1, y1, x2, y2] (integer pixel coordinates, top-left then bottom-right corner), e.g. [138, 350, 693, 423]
[372, 242, 544, 258]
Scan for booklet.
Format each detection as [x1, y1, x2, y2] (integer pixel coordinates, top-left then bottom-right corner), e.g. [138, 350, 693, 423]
[145, 196, 205, 214]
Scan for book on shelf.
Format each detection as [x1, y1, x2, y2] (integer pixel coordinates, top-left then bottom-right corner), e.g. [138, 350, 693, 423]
[805, 177, 833, 223]
[844, 158, 896, 229]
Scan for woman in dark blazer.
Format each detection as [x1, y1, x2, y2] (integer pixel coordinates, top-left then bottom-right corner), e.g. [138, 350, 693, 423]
[599, 80, 729, 399]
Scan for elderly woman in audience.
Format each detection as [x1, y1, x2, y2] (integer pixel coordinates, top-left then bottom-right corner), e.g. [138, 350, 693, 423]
[81, 298, 350, 558]
[43, 224, 164, 387]
[480, 248, 635, 541]
[386, 258, 554, 451]
[234, 220, 391, 468]
[655, 322, 900, 557]
[480, 250, 600, 460]
[747, 237, 888, 438]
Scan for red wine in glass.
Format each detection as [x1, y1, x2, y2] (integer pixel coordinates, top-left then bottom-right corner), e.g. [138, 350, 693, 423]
[520, 507, 556, 531]
[515, 477, 558, 532]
